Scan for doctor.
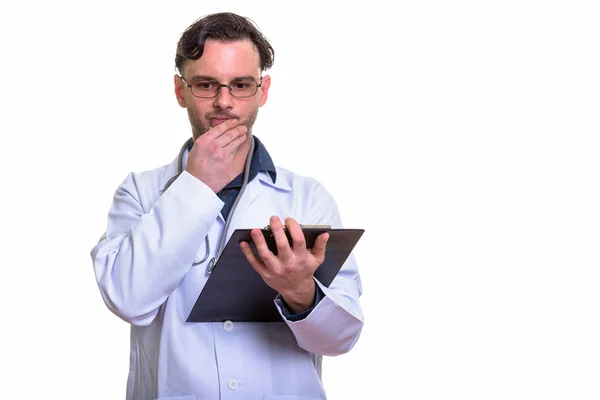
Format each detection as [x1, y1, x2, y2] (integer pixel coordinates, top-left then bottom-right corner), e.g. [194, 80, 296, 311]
[91, 12, 364, 400]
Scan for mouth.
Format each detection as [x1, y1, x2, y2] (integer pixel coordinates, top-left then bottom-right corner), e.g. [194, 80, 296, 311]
[209, 117, 236, 127]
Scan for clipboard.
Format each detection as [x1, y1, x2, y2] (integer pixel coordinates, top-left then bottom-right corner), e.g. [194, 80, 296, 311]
[186, 226, 364, 322]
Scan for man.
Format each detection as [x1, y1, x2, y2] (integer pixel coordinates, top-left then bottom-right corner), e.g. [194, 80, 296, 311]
[91, 12, 363, 400]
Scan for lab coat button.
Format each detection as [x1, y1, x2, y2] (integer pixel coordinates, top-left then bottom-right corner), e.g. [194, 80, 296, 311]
[227, 379, 240, 390]
[223, 320, 234, 331]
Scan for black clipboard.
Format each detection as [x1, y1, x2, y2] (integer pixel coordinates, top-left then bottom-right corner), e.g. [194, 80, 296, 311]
[186, 227, 364, 322]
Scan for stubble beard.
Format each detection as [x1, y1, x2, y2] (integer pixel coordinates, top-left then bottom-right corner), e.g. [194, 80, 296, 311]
[188, 106, 260, 141]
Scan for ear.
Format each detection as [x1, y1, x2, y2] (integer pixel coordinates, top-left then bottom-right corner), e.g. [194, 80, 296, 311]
[258, 75, 271, 107]
[174, 74, 187, 108]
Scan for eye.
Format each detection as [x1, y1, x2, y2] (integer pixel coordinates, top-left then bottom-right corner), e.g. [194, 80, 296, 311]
[232, 81, 250, 89]
[192, 80, 217, 90]
[230, 80, 257, 93]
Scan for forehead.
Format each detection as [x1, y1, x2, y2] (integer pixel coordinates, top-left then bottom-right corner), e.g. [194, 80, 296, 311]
[183, 38, 261, 80]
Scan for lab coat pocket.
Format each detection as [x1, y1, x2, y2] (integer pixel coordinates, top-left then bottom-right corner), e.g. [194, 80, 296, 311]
[152, 395, 199, 400]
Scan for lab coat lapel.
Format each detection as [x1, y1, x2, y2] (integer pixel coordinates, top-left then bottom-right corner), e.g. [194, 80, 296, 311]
[226, 171, 292, 230]
[226, 176, 262, 231]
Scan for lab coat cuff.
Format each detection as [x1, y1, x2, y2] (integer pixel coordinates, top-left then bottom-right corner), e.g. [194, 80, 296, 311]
[279, 278, 363, 332]
[277, 280, 363, 355]
[275, 284, 325, 322]
[165, 171, 224, 214]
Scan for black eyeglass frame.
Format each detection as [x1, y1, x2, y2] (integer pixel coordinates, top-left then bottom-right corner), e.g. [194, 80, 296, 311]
[179, 76, 263, 99]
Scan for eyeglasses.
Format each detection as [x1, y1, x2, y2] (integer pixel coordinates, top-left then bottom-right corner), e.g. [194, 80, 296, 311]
[179, 76, 262, 98]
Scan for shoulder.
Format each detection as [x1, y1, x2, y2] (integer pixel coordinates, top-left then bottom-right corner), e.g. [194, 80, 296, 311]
[272, 166, 342, 226]
[275, 165, 320, 189]
[121, 164, 170, 191]
[115, 159, 177, 209]
[273, 165, 336, 200]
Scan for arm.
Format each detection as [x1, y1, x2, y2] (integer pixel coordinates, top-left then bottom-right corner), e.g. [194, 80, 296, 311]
[278, 256, 363, 356]
[90, 171, 223, 325]
[241, 183, 364, 356]
[283, 183, 363, 356]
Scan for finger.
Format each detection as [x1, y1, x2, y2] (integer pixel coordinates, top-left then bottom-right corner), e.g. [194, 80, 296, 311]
[269, 216, 293, 257]
[250, 228, 277, 265]
[214, 119, 246, 142]
[240, 241, 268, 276]
[310, 232, 329, 264]
[285, 217, 307, 252]
[221, 126, 248, 154]
[205, 118, 241, 140]
[223, 135, 247, 156]
[215, 123, 247, 145]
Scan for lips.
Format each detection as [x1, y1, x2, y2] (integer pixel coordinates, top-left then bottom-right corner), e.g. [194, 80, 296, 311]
[210, 118, 229, 126]
[209, 116, 238, 127]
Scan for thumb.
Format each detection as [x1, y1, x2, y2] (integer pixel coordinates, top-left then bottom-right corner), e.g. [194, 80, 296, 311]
[311, 232, 329, 263]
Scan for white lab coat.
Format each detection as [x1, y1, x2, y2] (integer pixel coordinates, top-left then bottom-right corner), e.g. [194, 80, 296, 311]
[91, 148, 364, 400]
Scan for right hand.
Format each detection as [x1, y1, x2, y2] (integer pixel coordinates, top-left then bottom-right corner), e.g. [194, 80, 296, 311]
[185, 119, 248, 193]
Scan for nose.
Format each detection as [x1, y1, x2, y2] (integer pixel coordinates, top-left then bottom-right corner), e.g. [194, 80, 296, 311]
[213, 85, 234, 109]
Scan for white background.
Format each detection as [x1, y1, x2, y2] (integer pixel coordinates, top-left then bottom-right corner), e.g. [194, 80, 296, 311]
[0, 1, 598, 399]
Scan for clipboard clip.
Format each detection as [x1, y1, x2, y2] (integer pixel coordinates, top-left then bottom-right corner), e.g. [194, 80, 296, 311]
[263, 224, 332, 239]
[263, 224, 332, 230]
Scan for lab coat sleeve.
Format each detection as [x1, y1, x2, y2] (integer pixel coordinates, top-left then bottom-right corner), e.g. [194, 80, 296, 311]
[275, 182, 364, 356]
[90, 171, 223, 326]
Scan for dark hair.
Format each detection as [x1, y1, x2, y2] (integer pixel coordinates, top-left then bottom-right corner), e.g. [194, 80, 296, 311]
[175, 12, 275, 74]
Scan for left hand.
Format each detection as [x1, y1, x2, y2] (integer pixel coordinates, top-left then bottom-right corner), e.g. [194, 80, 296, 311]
[239, 216, 329, 314]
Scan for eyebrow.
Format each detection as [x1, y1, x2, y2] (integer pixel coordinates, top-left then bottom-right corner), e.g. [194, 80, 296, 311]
[188, 74, 259, 82]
